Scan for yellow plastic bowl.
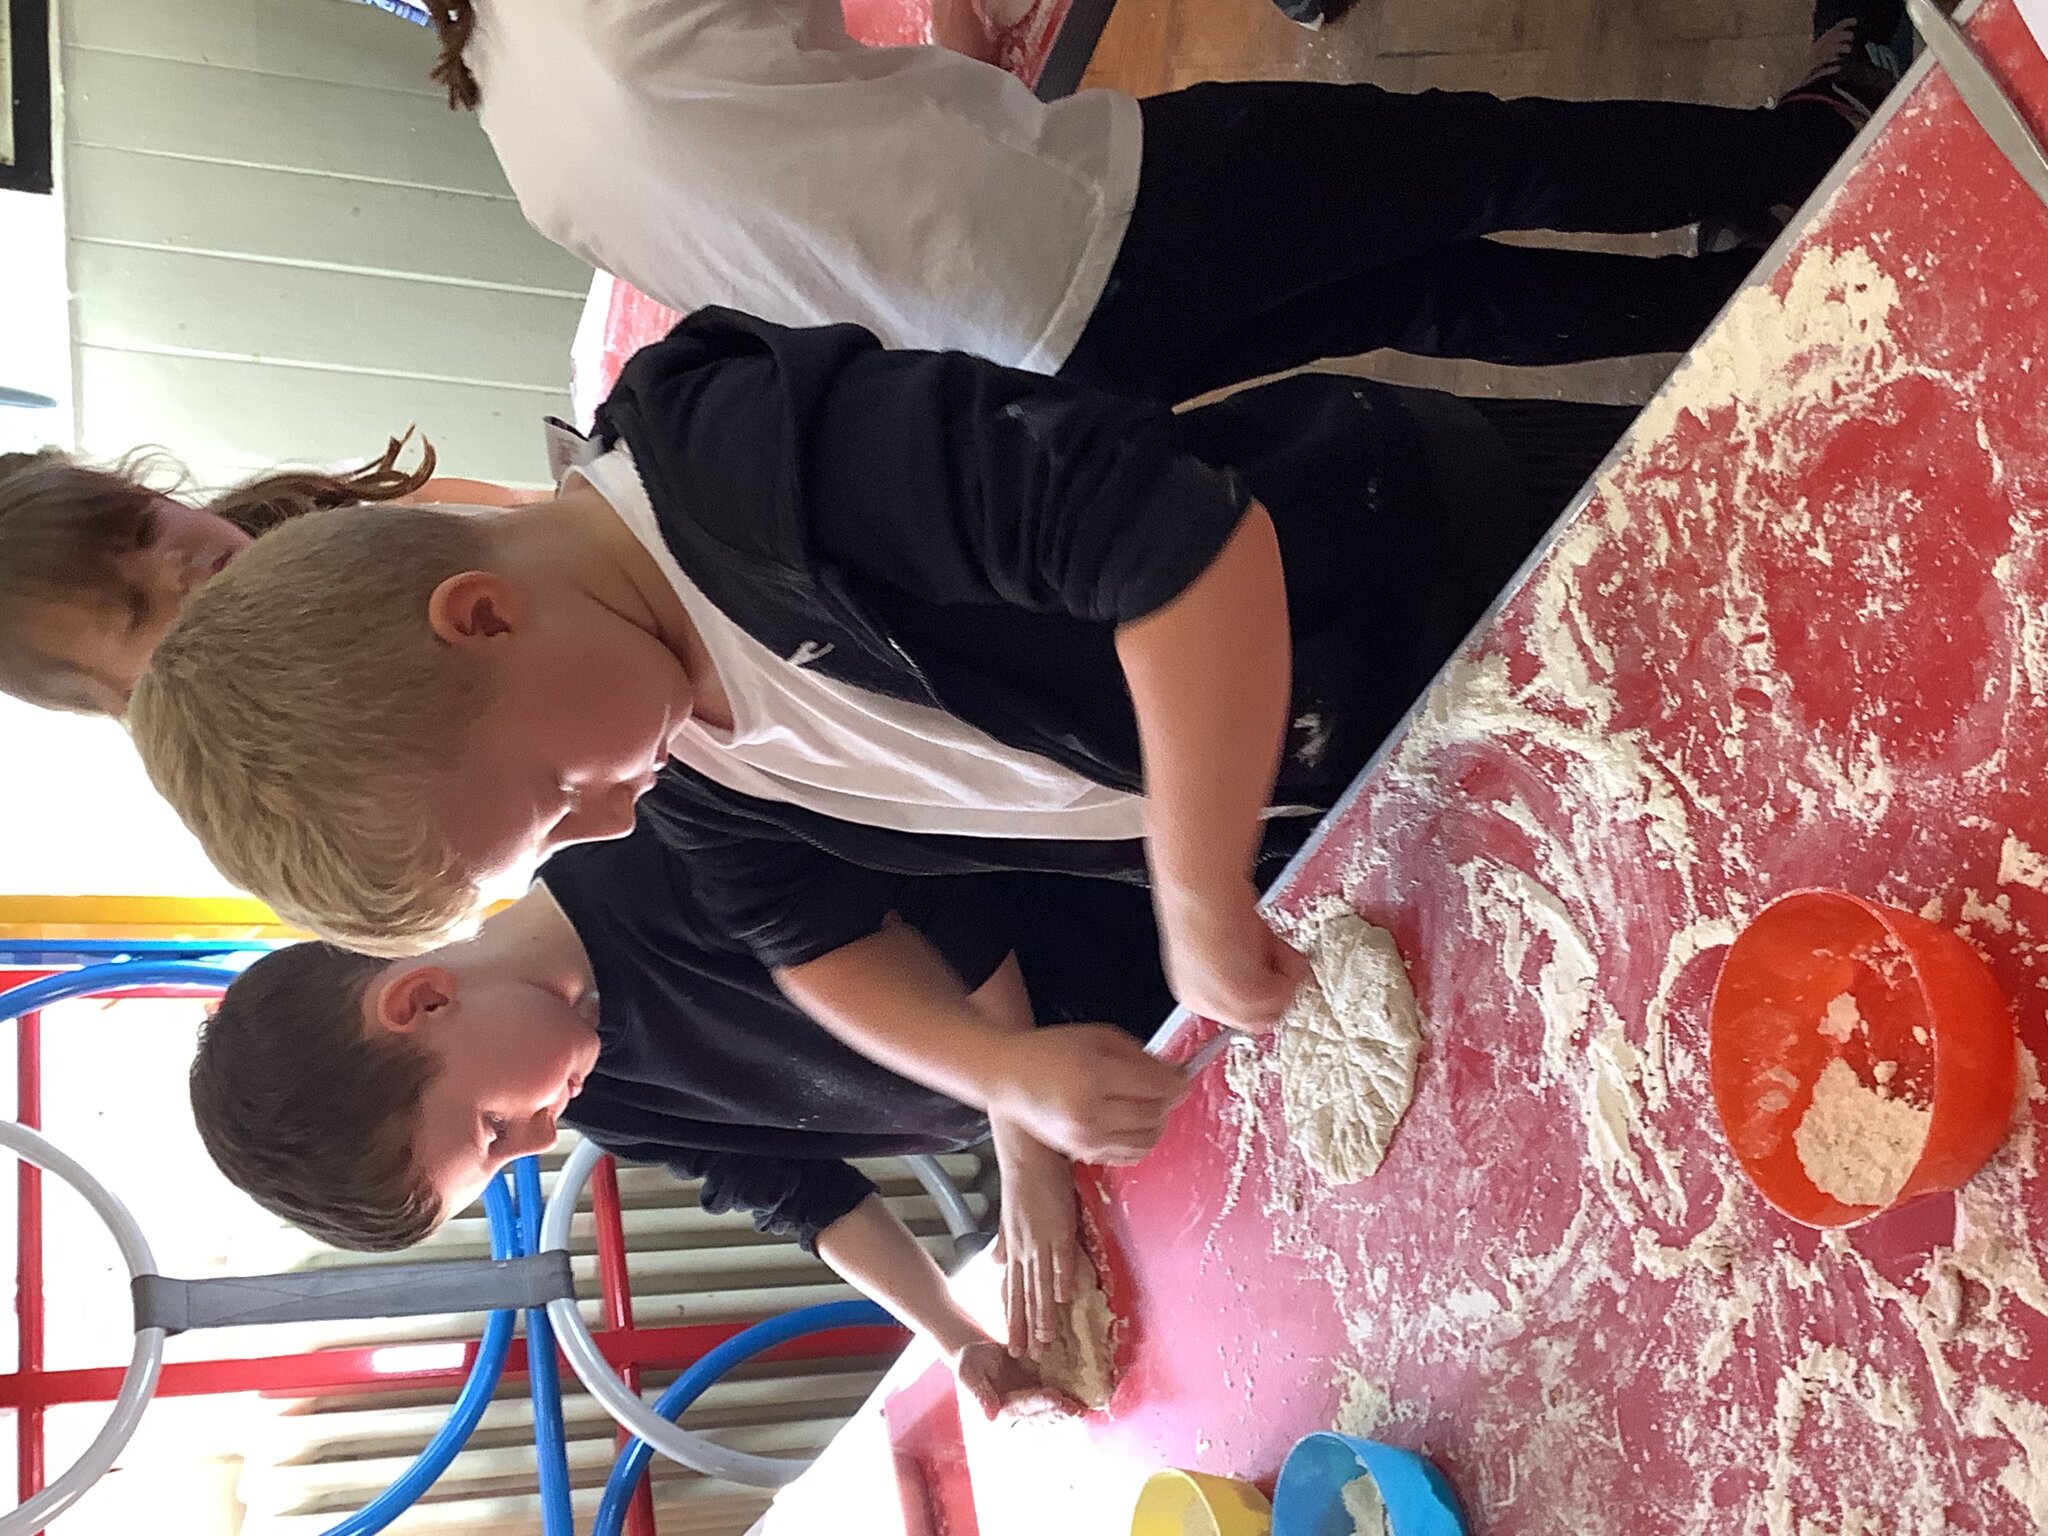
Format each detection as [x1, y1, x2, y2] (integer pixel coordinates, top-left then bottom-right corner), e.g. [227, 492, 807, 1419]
[1130, 1469, 1272, 1536]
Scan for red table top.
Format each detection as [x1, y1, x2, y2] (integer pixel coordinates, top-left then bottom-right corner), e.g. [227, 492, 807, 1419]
[642, 6, 2048, 1531]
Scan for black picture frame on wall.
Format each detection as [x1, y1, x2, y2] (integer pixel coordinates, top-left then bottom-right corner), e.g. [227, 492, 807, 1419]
[1, 0, 53, 195]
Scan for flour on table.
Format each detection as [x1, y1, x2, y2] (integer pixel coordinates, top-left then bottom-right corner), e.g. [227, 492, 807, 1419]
[1333, 1366, 1423, 1441]
[1033, 1250, 1116, 1411]
[1339, 1472, 1391, 1536]
[1275, 904, 1424, 1184]
[1793, 1058, 1930, 1206]
[1999, 832, 2048, 894]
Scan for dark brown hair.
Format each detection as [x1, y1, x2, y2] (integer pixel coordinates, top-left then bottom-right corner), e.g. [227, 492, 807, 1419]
[428, 1, 483, 110]
[0, 434, 435, 713]
[190, 942, 444, 1252]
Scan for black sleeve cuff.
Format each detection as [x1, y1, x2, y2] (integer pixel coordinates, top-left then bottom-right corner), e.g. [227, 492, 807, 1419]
[738, 863, 913, 971]
[893, 876, 1012, 993]
[694, 1157, 880, 1252]
[1097, 455, 1255, 624]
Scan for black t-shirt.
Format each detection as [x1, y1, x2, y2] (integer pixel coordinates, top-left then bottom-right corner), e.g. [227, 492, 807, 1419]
[602, 313, 1547, 971]
[540, 832, 1170, 1249]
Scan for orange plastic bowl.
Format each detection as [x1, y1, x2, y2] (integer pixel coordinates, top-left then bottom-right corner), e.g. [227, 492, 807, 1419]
[1708, 889, 2017, 1227]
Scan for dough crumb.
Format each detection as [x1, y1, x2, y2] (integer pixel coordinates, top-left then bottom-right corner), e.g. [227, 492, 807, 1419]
[1034, 1251, 1116, 1410]
[1818, 992, 1862, 1042]
[1276, 906, 1424, 1184]
[1339, 1472, 1392, 1536]
[1793, 1058, 1930, 1207]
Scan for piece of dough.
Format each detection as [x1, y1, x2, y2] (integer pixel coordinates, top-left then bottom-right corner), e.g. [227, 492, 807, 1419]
[1276, 908, 1424, 1184]
[1033, 1250, 1116, 1410]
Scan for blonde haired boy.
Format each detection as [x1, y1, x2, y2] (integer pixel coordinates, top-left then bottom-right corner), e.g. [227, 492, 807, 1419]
[134, 318, 1635, 1133]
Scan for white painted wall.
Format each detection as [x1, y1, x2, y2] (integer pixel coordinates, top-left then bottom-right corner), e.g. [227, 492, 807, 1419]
[0, 184, 72, 455]
[1, 0, 588, 902]
[61, 0, 589, 490]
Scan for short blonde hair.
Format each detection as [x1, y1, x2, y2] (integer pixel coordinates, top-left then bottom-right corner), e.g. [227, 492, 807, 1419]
[128, 503, 497, 955]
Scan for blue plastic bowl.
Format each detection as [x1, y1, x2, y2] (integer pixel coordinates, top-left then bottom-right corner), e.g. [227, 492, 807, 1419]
[1271, 1432, 1469, 1536]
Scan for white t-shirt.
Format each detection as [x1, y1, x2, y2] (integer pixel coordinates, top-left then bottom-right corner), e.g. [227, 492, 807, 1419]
[569, 443, 1153, 840]
[471, 0, 1143, 374]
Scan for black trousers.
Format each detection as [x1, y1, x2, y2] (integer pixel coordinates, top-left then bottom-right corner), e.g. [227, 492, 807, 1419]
[1467, 396, 1640, 525]
[995, 872, 1173, 1039]
[1060, 80, 1855, 402]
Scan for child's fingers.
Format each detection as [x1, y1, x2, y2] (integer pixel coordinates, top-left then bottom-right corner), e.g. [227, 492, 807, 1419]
[1089, 1095, 1175, 1141]
[1089, 1034, 1189, 1098]
[1032, 1258, 1058, 1349]
[1051, 1241, 1075, 1306]
[967, 1373, 1006, 1421]
[999, 1384, 1085, 1421]
[1004, 1253, 1030, 1357]
[1093, 1074, 1185, 1119]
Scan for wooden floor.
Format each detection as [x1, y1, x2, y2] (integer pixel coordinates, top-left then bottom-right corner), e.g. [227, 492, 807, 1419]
[1081, 0, 1814, 113]
[1077, 0, 1823, 404]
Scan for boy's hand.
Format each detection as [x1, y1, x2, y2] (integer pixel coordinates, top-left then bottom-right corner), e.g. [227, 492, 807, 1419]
[990, 1132, 1079, 1357]
[951, 1338, 1084, 1421]
[985, 1026, 1187, 1165]
[1160, 881, 1309, 1033]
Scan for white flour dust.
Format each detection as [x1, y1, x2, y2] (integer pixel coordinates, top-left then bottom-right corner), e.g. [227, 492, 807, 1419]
[1792, 1059, 1930, 1207]
[1999, 833, 2048, 894]
[1818, 992, 1862, 1042]
[1273, 904, 1423, 1184]
[1193, 242, 2048, 1535]
[1762, 1341, 1926, 1536]
[1459, 856, 1602, 1080]
[1338, 1472, 1391, 1536]
[1633, 244, 1902, 451]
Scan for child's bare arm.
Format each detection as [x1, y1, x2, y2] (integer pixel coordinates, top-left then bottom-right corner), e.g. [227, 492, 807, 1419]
[1114, 501, 1309, 1032]
[926, 0, 997, 60]
[775, 919, 1185, 1163]
[813, 1195, 1077, 1419]
[990, 1119, 1078, 1357]
[952, 954, 1085, 1355]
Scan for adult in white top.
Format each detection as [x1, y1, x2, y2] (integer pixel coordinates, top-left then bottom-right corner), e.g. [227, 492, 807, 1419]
[429, 0, 1907, 403]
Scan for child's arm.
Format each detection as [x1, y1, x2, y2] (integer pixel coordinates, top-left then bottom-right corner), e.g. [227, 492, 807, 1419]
[990, 1117, 1078, 1357]
[704, 319, 1311, 1031]
[1115, 503, 1310, 1031]
[776, 919, 1186, 1164]
[926, 0, 997, 60]
[652, 1147, 1071, 1415]
[958, 953, 1085, 1357]
[814, 1195, 1078, 1419]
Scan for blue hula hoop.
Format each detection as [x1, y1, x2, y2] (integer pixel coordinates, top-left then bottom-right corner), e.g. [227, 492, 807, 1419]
[514, 1157, 578, 1536]
[0, 963, 531, 1536]
[593, 1299, 892, 1536]
[321, 1173, 523, 1536]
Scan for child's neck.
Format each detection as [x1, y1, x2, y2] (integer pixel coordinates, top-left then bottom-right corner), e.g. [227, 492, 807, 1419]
[512, 486, 733, 731]
[470, 884, 598, 1017]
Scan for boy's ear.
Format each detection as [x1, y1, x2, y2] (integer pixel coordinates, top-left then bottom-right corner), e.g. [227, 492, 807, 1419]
[427, 571, 523, 650]
[368, 964, 459, 1038]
